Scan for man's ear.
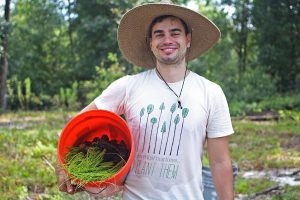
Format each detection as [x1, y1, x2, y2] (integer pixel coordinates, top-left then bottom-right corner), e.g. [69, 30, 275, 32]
[186, 33, 191, 48]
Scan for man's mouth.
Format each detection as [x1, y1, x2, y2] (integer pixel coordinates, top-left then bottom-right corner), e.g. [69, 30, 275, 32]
[160, 46, 178, 55]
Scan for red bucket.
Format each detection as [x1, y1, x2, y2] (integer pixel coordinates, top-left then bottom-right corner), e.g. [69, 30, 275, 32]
[57, 110, 134, 195]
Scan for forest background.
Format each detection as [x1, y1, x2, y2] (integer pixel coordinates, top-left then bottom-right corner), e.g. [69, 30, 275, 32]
[1, 0, 299, 115]
[0, 0, 300, 199]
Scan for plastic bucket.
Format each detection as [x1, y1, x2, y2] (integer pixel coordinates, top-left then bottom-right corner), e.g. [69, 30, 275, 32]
[57, 110, 135, 195]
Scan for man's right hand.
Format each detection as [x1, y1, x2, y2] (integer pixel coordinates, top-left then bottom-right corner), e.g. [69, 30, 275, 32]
[55, 161, 83, 194]
[55, 161, 123, 197]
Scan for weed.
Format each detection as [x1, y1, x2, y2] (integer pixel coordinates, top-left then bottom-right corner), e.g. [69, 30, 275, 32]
[0, 111, 299, 199]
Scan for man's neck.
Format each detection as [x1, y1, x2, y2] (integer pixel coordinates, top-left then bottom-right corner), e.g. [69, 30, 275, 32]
[155, 62, 188, 83]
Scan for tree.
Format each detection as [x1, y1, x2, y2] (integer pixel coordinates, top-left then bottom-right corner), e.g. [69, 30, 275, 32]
[0, 0, 11, 111]
[8, 0, 71, 95]
[190, 0, 236, 83]
[220, 0, 253, 75]
[190, 0, 276, 103]
[68, 0, 136, 80]
[69, 0, 189, 80]
[253, 0, 300, 92]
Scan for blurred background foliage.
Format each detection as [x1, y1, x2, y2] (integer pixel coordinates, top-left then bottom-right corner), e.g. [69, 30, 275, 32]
[0, 0, 299, 116]
[1, 1, 300, 199]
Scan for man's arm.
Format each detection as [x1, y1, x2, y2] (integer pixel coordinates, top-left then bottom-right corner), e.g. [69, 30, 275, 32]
[207, 136, 234, 200]
[80, 101, 98, 113]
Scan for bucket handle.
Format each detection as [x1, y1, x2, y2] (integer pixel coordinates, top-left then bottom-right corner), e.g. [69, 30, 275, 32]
[84, 185, 108, 195]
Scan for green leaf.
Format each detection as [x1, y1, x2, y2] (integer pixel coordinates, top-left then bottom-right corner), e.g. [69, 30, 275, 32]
[174, 114, 180, 125]
[170, 103, 176, 113]
[161, 121, 167, 133]
[159, 102, 165, 111]
[147, 104, 154, 114]
[140, 108, 145, 117]
[151, 117, 157, 124]
[182, 108, 189, 118]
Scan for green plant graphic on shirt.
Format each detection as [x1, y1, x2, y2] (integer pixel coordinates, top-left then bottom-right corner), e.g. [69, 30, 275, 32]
[177, 108, 189, 156]
[169, 114, 180, 155]
[136, 107, 145, 152]
[148, 117, 157, 153]
[159, 121, 167, 154]
[164, 103, 177, 155]
[142, 104, 154, 152]
[153, 102, 165, 154]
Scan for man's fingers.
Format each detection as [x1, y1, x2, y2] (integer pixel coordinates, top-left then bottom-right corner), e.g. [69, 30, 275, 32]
[56, 161, 84, 194]
[58, 170, 75, 194]
[57, 169, 68, 192]
[65, 179, 75, 194]
[58, 181, 67, 192]
[56, 163, 71, 193]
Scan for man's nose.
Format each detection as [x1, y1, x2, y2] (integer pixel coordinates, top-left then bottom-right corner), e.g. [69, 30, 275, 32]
[162, 34, 173, 44]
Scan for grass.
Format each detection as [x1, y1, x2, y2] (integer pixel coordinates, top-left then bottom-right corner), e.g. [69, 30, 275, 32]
[0, 111, 299, 199]
[236, 176, 275, 195]
[203, 117, 300, 199]
[0, 111, 89, 200]
[230, 119, 300, 170]
[229, 119, 300, 199]
[272, 185, 300, 200]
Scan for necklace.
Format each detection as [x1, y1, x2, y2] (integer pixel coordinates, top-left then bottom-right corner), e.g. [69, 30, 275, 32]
[156, 67, 188, 109]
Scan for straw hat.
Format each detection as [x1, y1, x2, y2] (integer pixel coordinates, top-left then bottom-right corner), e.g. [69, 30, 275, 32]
[118, 0, 220, 68]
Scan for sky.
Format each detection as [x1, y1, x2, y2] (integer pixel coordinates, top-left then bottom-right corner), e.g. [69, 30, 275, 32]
[186, 0, 199, 11]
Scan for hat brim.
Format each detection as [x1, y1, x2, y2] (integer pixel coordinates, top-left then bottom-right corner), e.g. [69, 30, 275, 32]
[118, 3, 220, 68]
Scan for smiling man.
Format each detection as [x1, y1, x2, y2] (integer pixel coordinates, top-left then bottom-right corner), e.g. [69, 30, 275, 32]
[56, 1, 235, 200]
[150, 15, 191, 67]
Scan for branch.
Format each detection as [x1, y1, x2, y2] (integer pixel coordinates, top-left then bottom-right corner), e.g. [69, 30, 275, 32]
[250, 185, 281, 199]
[42, 156, 55, 172]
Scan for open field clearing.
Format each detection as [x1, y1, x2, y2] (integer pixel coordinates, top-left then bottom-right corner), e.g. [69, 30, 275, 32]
[0, 111, 299, 199]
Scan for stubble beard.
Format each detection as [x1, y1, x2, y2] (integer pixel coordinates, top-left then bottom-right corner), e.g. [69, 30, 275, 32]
[156, 49, 187, 66]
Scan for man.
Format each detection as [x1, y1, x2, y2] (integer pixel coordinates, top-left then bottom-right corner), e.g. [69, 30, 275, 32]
[56, 1, 234, 199]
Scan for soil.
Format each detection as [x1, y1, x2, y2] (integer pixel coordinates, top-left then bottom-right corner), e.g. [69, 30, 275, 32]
[78, 134, 130, 165]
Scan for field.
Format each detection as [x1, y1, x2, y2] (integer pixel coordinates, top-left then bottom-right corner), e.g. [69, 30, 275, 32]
[0, 111, 299, 199]
[229, 119, 300, 199]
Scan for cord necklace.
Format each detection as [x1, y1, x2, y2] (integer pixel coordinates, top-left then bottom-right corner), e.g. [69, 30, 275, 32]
[156, 66, 188, 109]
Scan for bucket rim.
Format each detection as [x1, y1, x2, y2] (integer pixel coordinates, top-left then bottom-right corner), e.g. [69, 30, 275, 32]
[57, 109, 135, 187]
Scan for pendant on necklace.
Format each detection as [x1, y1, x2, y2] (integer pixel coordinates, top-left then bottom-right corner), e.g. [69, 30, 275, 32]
[177, 98, 183, 109]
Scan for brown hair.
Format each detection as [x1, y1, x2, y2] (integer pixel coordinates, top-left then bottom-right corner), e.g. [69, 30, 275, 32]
[148, 15, 190, 38]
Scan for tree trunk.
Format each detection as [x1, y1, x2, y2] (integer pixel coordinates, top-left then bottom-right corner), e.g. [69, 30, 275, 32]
[237, 0, 249, 75]
[67, 0, 73, 47]
[0, 0, 11, 111]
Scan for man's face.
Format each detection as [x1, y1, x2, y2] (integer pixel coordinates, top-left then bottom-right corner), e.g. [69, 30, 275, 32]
[150, 17, 191, 66]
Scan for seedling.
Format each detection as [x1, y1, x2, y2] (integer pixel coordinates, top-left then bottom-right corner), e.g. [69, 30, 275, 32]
[63, 134, 130, 186]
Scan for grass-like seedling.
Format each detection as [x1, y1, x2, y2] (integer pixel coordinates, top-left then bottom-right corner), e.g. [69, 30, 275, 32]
[63, 135, 130, 186]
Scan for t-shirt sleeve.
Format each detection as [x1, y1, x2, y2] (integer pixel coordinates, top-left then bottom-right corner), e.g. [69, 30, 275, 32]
[206, 84, 234, 138]
[93, 76, 129, 115]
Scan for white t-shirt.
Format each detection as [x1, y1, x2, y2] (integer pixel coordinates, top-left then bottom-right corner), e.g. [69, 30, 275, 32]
[94, 69, 234, 200]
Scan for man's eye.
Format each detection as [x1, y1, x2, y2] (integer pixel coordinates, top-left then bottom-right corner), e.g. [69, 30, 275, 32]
[155, 34, 164, 38]
[171, 33, 180, 37]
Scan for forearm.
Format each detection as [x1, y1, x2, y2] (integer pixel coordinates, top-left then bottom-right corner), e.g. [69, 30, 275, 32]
[209, 159, 234, 200]
[80, 101, 98, 113]
[207, 136, 234, 200]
